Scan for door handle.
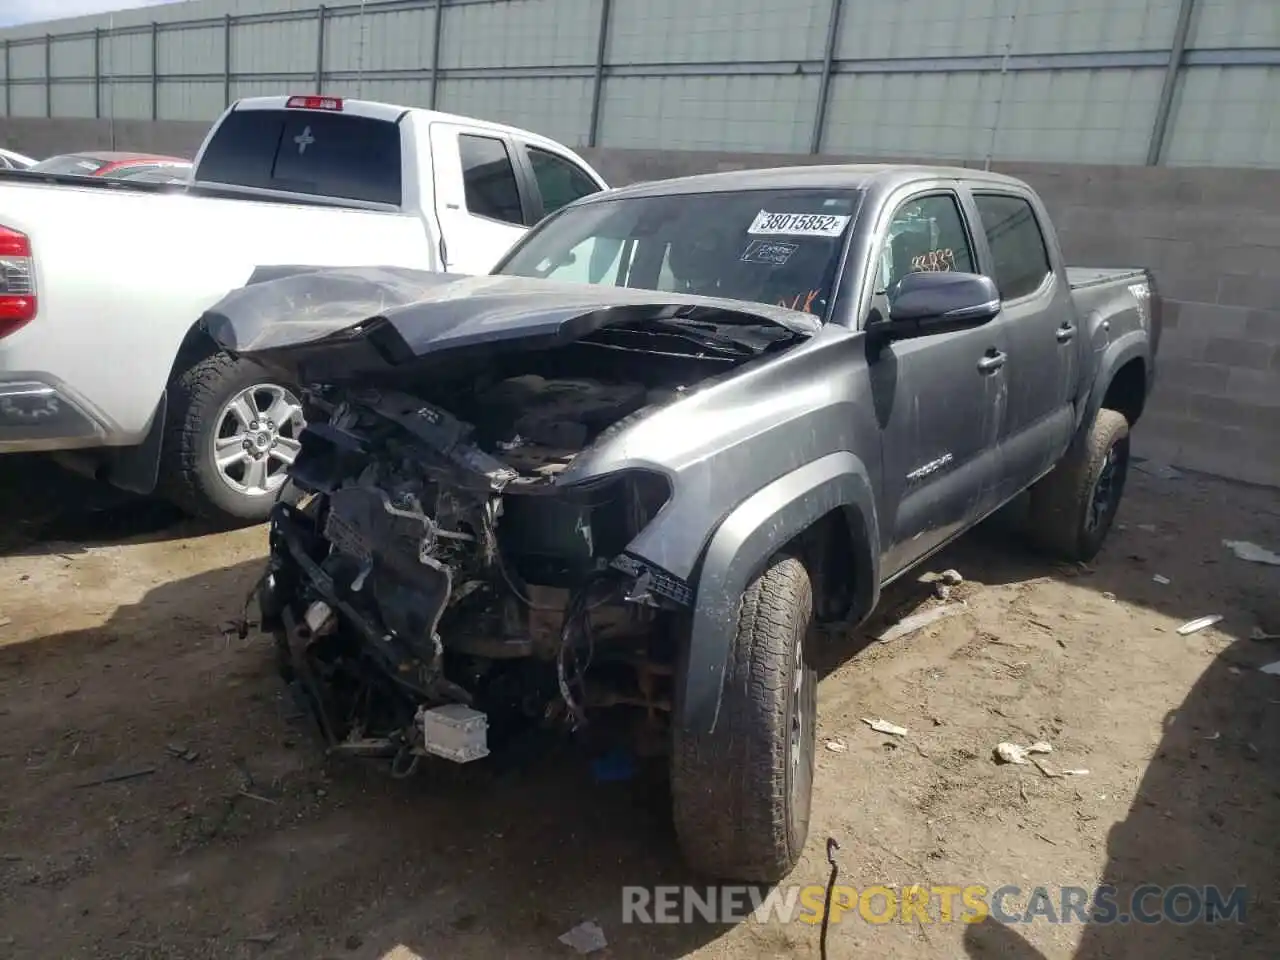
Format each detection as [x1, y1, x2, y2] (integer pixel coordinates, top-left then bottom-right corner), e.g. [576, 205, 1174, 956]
[1056, 323, 1076, 343]
[977, 349, 1007, 374]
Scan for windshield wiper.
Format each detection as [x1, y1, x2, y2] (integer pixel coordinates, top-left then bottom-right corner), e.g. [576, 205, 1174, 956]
[665, 304, 756, 325]
[660, 301, 820, 337]
[599, 319, 758, 358]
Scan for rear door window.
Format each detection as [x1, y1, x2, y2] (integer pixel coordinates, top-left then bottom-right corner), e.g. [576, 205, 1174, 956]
[525, 147, 601, 216]
[458, 134, 525, 225]
[195, 108, 403, 205]
[973, 193, 1052, 300]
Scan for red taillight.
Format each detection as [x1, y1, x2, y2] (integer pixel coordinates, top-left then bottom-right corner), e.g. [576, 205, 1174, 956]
[0, 225, 36, 339]
[0, 227, 28, 257]
[286, 95, 343, 111]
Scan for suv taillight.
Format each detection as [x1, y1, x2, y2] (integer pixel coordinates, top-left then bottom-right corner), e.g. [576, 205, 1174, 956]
[0, 225, 35, 339]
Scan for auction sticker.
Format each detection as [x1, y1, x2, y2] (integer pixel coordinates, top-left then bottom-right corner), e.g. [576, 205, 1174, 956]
[748, 211, 850, 237]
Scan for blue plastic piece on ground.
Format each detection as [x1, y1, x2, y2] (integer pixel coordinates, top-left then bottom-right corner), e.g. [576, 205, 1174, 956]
[592, 747, 636, 782]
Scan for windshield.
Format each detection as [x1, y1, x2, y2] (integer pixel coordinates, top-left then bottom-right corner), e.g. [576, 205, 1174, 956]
[496, 188, 862, 319]
[111, 164, 192, 182]
[31, 154, 108, 176]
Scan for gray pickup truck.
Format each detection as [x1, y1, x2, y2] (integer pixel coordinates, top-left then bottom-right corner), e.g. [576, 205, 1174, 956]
[203, 163, 1160, 884]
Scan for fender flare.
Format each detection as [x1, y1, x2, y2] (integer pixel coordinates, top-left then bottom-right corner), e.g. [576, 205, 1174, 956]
[1078, 331, 1147, 436]
[677, 450, 879, 736]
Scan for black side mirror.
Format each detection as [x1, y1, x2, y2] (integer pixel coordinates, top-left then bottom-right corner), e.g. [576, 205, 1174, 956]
[876, 270, 1001, 340]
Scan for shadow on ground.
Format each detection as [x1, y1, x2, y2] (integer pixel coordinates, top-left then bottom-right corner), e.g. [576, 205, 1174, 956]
[839, 468, 1280, 676]
[0, 454, 198, 557]
[874, 468, 1280, 646]
[961, 631, 1280, 959]
[0, 557, 735, 960]
[816, 467, 1280, 958]
[2, 448, 1278, 959]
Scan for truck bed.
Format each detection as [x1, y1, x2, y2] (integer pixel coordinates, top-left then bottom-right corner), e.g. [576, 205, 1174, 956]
[1066, 266, 1148, 290]
[1065, 264, 1161, 368]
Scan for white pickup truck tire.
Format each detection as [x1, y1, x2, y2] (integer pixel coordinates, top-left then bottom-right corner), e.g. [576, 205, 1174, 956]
[158, 352, 305, 525]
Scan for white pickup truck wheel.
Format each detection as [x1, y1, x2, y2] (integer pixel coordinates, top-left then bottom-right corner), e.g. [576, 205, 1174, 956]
[158, 352, 304, 525]
[211, 382, 304, 500]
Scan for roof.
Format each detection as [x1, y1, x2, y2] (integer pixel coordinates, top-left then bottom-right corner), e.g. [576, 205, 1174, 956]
[591, 163, 1032, 201]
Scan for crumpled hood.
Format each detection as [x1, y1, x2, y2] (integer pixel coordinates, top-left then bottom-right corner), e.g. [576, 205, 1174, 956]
[200, 266, 821, 361]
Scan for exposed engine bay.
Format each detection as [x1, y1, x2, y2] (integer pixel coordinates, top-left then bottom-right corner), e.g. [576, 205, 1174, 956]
[255, 339, 743, 773]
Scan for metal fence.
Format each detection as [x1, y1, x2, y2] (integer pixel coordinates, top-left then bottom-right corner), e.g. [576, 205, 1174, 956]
[1, 0, 1277, 168]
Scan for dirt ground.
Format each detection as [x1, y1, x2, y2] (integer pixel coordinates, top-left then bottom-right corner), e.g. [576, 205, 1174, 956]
[1, 454, 1278, 960]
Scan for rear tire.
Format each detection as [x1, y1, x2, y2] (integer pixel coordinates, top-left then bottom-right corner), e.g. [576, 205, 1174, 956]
[1028, 408, 1130, 563]
[670, 554, 817, 882]
[157, 352, 305, 526]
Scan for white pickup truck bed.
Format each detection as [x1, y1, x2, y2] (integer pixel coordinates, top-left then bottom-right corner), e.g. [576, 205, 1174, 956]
[0, 180, 436, 447]
[0, 95, 608, 522]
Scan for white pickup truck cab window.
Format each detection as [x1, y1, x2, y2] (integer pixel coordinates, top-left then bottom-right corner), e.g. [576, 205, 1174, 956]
[429, 125, 530, 276]
[428, 125, 608, 276]
[527, 147, 602, 216]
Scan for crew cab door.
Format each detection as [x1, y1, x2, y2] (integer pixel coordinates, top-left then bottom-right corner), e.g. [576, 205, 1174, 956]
[508, 139, 606, 221]
[870, 189, 1009, 578]
[427, 123, 536, 275]
[968, 190, 1078, 501]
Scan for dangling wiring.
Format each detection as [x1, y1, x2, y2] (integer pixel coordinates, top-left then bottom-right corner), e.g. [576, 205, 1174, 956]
[555, 573, 619, 728]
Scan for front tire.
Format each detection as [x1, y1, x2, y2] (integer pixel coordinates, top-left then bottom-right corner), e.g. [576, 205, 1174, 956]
[670, 555, 817, 882]
[1028, 408, 1131, 563]
[158, 352, 305, 526]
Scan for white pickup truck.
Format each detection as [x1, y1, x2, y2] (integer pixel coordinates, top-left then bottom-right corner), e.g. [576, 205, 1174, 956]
[0, 94, 608, 522]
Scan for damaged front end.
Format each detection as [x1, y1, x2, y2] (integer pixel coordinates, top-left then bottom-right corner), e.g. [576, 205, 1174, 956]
[259, 381, 681, 772]
[218, 269, 813, 773]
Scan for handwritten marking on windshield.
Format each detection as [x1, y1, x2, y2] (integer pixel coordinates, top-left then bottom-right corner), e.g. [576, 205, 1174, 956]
[778, 290, 820, 313]
[911, 248, 957, 272]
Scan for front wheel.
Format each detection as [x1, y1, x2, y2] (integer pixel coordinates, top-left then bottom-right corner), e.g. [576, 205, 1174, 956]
[1028, 408, 1131, 563]
[158, 352, 305, 525]
[670, 554, 817, 882]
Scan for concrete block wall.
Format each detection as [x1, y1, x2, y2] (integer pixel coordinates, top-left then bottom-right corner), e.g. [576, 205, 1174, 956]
[1033, 166, 1280, 489]
[0, 117, 208, 158]
[1, 119, 1278, 488]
